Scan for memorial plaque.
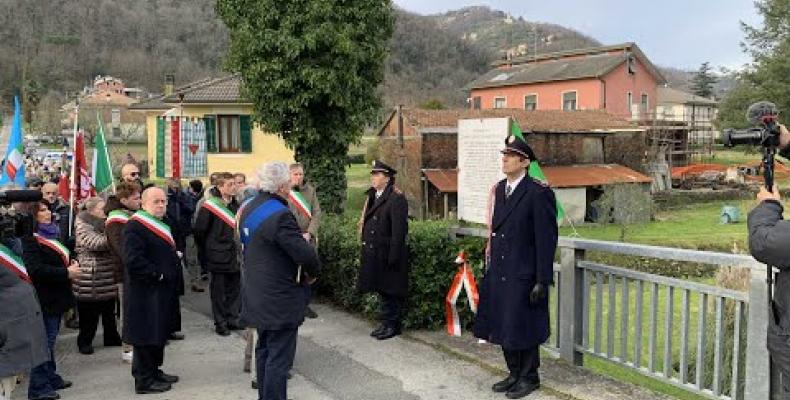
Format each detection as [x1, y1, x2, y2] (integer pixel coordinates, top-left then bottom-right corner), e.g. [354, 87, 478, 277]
[457, 118, 508, 224]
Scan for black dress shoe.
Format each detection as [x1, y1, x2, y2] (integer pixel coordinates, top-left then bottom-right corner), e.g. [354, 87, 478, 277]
[156, 371, 179, 383]
[216, 326, 231, 336]
[492, 375, 518, 393]
[251, 380, 258, 389]
[375, 326, 401, 340]
[169, 332, 185, 340]
[55, 380, 73, 390]
[370, 325, 386, 337]
[135, 381, 172, 394]
[78, 345, 94, 355]
[227, 322, 244, 331]
[506, 380, 540, 399]
[305, 306, 318, 319]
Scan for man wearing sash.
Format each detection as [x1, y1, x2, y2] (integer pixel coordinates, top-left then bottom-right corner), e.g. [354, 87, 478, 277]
[239, 162, 320, 400]
[287, 163, 322, 319]
[473, 136, 558, 399]
[194, 172, 241, 336]
[122, 187, 181, 394]
[104, 182, 142, 363]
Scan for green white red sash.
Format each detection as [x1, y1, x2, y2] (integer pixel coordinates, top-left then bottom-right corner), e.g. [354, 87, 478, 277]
[34, 233, 70, 268]
[288, 190, 312, 220]
[203, 197, 236, 228]
[445, 251, 479, 337]
[131, 210, 175, 248]
[0, 243, 31, 284]
[106, 209, 130, 226]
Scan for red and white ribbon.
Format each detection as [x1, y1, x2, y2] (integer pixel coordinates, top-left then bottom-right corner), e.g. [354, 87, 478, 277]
[445, 250, 480, 336]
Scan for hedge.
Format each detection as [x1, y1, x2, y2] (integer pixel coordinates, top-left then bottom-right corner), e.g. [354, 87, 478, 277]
[316, 214, 486, 329]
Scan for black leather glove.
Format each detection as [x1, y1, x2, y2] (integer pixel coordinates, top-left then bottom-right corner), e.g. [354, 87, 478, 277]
[529, 283, 547, 305]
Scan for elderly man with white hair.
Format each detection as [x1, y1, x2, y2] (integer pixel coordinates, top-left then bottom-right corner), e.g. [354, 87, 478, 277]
[238, 161, 320, 400]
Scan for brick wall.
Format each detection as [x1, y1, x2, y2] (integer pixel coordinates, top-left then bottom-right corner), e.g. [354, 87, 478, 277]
[422, 133, 457, 169]
[526, 132, 646, 171]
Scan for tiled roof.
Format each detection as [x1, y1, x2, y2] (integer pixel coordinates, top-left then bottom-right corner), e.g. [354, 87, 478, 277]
[542, 164, 652, 188]
[423, 169, 458, 193]
[129, 77, 222, 110]
[382, 108, 638, 134]
[162, 75, 246, 104]
[657, 87, 718, 106]
[480, 42, 666, 88]
[469, 54, 625, 89]
[422, 164, 650, 193]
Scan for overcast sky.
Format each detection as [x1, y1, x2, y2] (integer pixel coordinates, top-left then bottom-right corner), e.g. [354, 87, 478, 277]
[392, 0, 762, 71]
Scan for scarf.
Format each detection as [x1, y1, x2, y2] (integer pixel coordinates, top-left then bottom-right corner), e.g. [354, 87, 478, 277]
[36, 222, 60, 239]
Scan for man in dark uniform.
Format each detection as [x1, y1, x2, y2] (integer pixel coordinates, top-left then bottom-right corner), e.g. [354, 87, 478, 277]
[123, 187, 181, 394]
[357, 160, 409, 341]
[474, 135, 558, 399]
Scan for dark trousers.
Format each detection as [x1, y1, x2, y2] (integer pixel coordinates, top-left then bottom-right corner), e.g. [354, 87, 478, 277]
[378, 293, 405, 328]
[256, 328, 298, 400]
[28, 314, 64, 399]
[210, 271, 241, 327]
[502, 346, 540, 383]
[132, 345, 165, 389]
[77, 299, 121, 348]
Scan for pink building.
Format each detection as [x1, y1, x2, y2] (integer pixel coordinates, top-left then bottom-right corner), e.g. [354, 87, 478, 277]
[93, 75, 126, 95]
[468, 43, 666, 120]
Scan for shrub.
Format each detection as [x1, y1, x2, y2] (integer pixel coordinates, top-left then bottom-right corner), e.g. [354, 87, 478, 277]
[364, 138, 379, 165]
[316, 214, 486, 329]
[347, 153, 365, 164]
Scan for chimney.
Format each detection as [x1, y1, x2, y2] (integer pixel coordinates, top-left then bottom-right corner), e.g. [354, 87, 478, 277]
[164, 74, 175, 96]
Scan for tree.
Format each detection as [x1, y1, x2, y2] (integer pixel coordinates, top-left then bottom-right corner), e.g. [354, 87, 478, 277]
[418, 99, 445, 110]
[690, 62, 717, 99]
[217, 0, 394, 213]
[591, 185, 652, 242]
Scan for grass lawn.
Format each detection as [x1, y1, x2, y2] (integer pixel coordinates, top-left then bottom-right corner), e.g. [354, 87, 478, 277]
[704, 147, 762, 166]
[560, 199, 760, 250]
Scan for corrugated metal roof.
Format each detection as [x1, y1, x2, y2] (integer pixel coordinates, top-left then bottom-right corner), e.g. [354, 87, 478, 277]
[543, 164, 652, 188]
[423, 169, 458, 193]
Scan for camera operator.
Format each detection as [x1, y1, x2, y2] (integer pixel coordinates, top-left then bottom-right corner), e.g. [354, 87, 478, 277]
[748, 123, 790, 398]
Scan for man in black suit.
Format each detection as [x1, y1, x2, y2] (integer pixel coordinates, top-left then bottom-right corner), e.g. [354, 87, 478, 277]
[473, 135, 558, 399]
[357, 160, 409, 341]
[123, 187, 181, 394]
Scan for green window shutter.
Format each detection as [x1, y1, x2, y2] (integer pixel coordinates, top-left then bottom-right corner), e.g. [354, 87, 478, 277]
[239, 115, 252, 153]
[156, 116, 165, 178]
[204, 116, 217, 153]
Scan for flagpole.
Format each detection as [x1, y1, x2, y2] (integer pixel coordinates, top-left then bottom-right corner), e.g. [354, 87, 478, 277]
[68, 97, 79, 238]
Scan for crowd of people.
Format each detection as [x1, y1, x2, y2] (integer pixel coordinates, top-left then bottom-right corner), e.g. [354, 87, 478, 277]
[1, 133, 558, 400]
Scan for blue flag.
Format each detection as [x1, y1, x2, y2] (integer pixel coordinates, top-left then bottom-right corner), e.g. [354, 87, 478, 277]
[0, 97, 26, 187]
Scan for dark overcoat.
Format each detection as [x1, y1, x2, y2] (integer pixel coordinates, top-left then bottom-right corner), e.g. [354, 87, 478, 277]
[474, 177, 558, 350]
[239, 192, 320, 331]
[122, 218, 181, 346]
[357, 184, 409, 298]
[193, 198, 240, 273]
[22, 236, 75, 316]
[0, 266, 49, 377]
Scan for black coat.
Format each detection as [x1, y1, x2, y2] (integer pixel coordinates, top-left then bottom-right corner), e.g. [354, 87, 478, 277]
[193, 197, 239, 273]
[239, 192, 320, 331]
[22, 235, 75, 316]
[474, 177, 558, 350]
[357, 184, 409, 298]
[122, 218, 181, 346]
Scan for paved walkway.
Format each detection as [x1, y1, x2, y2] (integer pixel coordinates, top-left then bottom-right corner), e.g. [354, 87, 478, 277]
[10, 301, 670, 400]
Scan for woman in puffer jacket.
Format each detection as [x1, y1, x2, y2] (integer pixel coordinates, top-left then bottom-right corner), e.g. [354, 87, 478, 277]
[73, 197, 122, 354]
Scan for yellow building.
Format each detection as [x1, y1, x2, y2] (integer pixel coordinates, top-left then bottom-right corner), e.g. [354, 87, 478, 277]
[130, 75, 293, 180]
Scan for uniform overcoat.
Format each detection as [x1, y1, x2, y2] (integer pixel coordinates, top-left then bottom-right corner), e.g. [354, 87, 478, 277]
[474, 177, 558, 350]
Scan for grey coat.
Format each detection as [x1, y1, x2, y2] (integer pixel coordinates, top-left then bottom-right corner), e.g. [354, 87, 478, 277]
[73, 213, 117, 301]
[0, 265, 49, 378]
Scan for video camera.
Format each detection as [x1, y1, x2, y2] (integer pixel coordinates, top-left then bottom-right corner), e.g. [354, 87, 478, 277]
[719, 101, 783, 191]
[0, 189, 43, 242]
